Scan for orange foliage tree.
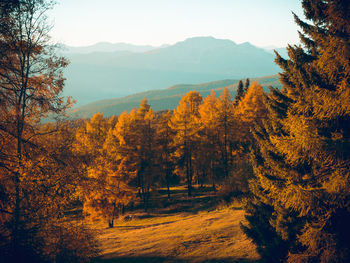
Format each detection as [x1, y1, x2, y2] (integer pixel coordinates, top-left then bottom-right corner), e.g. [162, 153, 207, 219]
[198, 90, 221, 189]
[170, 91, 202, 196]
[112, 99, 157, 211]
[0, 1, 99, 261]
[75, 112, 134, 227]
[155, 110, 175, 199]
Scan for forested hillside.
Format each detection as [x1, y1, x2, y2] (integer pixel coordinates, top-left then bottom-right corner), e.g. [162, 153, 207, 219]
[71, 75, 281, 118]
[0, 0, 349, 262]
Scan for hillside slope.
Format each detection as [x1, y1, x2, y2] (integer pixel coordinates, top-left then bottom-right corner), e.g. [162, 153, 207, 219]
[71, 75, 281, 119]
[93, 186, 259, 263]
[95, 209, 258, 263]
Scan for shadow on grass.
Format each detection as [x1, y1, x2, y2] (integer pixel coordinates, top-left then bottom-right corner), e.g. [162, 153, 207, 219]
[157, 194, 220, 215]
[114, 220, 177, 230]
[94, 256, 261, 263]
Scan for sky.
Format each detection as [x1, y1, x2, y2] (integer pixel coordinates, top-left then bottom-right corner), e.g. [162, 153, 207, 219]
[48, 0, 304, 48]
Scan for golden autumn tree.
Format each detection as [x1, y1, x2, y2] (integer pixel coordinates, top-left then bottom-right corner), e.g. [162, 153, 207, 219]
[113, 99, 157, 211]
[234, 81, 267, 156]
[170, 91, 202, 196]
[25, 121, 99, 262]
[243, 1, 350, 262]
[0, 0, 98, 261]
[198, 90, 221, 189]
[75, 112, 132, 227]
[155, 110, 175, 199]
[216, 87, 235, 180]
[235, 81, 267, 126]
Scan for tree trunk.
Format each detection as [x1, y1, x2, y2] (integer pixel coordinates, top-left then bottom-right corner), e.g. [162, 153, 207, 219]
[166, 170, 171, 199]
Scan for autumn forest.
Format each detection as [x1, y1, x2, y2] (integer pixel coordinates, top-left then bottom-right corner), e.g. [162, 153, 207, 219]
[0, 0, 349, 262]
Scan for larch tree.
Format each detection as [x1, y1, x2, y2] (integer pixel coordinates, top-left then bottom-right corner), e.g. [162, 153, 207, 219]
[170, 91, 202, 196]
[216, 87, 235, 180]
[75, 113, 110, 224]
[198, 90, 221, 189]
[235, 81, 267, 127]
[114, 99, 157, 211]
[75, 113, 132, 228]
[155, 110, 175, 199]
[243, 0, 350, 262]
[234, 81, 267, 172]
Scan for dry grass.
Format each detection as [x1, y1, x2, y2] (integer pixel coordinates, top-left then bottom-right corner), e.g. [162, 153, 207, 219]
[92, 187, 259, 263]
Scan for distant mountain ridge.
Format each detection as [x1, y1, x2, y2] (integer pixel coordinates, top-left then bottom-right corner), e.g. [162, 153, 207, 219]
[70, 74, 281, 119]
[62, 37, 283, 106]
[62, 41, 164, 54]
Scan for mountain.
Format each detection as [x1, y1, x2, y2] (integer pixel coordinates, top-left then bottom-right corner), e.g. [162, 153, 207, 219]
[70, 75, 281, 119]
[62, 37, 282, 106]
[62, 42, 160, 54]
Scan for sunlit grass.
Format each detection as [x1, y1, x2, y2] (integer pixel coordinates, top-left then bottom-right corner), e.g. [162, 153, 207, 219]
[92, 188, 258, 263]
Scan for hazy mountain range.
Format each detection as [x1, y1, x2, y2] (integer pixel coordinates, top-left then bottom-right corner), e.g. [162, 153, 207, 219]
[70, 74, 281, 119]
[62, 41, 169, 54]
[61, 37, 286, 106]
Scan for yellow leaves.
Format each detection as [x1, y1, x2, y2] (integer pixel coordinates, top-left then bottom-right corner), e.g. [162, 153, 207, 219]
[114, 111, 132, 146]
[199, 90, 219, 130]
[235, 81, 266, 123]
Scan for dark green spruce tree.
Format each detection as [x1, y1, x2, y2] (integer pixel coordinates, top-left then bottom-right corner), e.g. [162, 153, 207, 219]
[243, 0, 350, 262]
[244, 78, 250, 93]
[234, 80, 245, 105]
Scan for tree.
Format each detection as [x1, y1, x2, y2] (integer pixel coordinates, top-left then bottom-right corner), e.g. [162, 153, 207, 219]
[198, 90, 221, 189]
[0, 0, 79, 260]
[74, 113, 133, 227]
[216, 87, 235, 180]
[155, 110, 175, 199]
[244, 0, 350, 262]
[170, 91, 202, 196]
[0, 119, 99, 262]
[244, 78, 250, 93]
[234, 80, 245, 105]
[235, 81, 267, 126]
[113, 99, 157, 211]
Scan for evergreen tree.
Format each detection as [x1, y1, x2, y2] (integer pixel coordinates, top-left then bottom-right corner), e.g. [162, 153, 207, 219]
[234, 80, 245, 105]
[244, 78, 250, 93]
[244, 1, 350, 262]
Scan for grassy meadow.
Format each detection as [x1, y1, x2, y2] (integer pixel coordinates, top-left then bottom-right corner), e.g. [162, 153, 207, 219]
[91, 186, 259, 263]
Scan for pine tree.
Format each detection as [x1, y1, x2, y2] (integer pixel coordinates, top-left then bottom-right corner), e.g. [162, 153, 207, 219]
[234, 80, 245, 105]
[244, 1, 350, 262]
[244, 78, 250, 93]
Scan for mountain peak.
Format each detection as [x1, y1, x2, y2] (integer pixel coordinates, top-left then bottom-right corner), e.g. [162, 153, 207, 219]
[174, 36, 237, 49]
[239, 41, 254, 47]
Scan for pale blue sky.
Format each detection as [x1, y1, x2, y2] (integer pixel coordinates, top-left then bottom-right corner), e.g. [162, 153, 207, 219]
[49, 0, 304, 48]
